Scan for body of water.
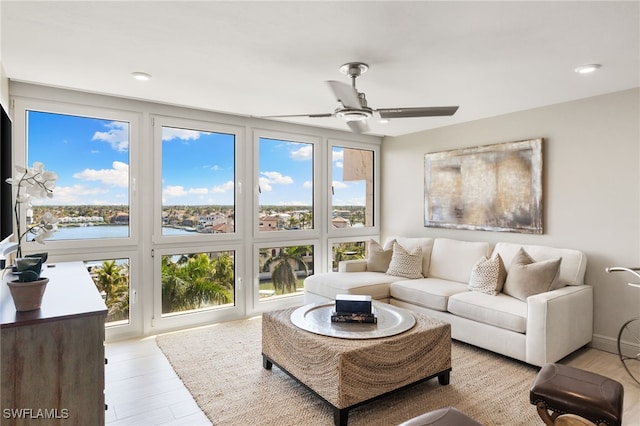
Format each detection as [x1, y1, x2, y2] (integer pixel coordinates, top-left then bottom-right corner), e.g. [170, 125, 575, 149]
[43, 225, 191, 240]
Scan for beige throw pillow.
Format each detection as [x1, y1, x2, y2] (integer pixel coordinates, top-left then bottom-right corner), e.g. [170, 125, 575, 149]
[366, 239, 393, 272]
[386, 241, 423, 279]
[503, 248, 562, 301]
[468, 254, 507, 296]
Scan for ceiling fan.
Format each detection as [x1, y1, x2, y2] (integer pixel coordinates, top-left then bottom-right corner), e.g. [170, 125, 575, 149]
[262, 62, 459, 133]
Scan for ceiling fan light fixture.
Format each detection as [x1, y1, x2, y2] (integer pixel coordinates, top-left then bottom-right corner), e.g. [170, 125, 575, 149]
[336, 108, 372, 122]
[132, 71, 152, 81]
[574, 64, 601, 74]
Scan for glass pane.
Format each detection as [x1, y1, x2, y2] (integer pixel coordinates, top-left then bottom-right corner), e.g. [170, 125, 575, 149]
[86, 258, 130, 326]
[161, 126, 235, 236]
[258, 137, 313, 231]
[161, 251, 235, 316]
[258, 245, 313, 299]
[331, 147, 374, 228]
[26, 111, 130, 240]
[331, 241, 366, 271]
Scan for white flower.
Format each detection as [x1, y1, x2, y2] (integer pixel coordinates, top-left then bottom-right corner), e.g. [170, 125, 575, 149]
[6, 162, 58, 256]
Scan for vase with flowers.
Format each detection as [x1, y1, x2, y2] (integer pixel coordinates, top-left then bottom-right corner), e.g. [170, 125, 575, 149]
[5, 162, 58, 311]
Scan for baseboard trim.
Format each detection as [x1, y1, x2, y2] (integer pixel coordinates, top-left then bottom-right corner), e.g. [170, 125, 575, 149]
[590, 331, 640, 357]
[589, 333, 618, 354]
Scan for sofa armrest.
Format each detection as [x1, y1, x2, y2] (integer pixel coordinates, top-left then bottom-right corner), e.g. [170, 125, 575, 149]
[526, 285, 593, 366]
[338, 259, 368, 272]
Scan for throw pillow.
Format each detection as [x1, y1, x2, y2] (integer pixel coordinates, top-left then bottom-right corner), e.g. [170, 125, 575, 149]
[468, 254, 507, 296]
[386, 241, 423, 279]
[366, 239, 393, 272]
[502, 248, 562, 301]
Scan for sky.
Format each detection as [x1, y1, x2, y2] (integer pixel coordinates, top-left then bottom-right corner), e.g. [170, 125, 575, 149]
[26, 110, 367, 207]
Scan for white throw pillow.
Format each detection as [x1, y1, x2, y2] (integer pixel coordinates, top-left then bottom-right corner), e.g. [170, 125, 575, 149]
[366, 239, 394, 272]
[386, 241, 423, 279]
[502, 248, 562, 301]
[468, 254, 507, 296]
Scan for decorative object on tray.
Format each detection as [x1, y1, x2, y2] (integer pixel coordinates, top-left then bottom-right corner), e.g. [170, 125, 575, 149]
[331, 294, 377, 323]
[5, 162, 59, 257]
[7, 255, 49, 311]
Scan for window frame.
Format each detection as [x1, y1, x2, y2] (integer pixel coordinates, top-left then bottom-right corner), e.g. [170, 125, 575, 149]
[327, 138, 380, 239]
[12, 97, 141, 253]
[152, 115, 245, 245]
[253, 129, 322, 241]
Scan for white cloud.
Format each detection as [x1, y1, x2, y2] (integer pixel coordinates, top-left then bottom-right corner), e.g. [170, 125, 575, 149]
[290, 145, 312, 161]
[40, 184, 108, 204]
[332, 180, 348, 189]
[213, 181, 234, 193]
[333, 150, 344, 162]
[73, 161, 129, 187]
[335, 161, 343, 169]
[162, 185, 209, 198]
[162, 127, 203, 142]
[92, 122, 129, 152]
[163, 185, 187, 197]
[261, 171, 293, 184]
[259, 176, 272, 192]
[303, 180, 313, 188]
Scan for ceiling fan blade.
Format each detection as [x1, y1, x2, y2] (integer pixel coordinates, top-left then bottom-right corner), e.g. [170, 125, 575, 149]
[260, 113, 334, 119]
[326, 80, 362, 109]
[377, 106, 459, 119]
[347, 120, 369, 134]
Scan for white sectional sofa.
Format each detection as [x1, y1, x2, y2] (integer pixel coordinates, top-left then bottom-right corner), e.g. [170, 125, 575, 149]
[303, 237, 593, 367]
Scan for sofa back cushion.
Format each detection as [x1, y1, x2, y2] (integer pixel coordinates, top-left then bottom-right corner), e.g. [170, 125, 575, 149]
[428, 238, 491, 283]
[492, 242, 587, 286]
[384, 237, 434, 277]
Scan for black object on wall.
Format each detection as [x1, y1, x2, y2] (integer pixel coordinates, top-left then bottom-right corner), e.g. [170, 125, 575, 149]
[1, 104, 13, 241]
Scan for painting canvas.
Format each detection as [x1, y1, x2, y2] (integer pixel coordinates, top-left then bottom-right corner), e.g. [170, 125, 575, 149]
[424, 138, 543, 233]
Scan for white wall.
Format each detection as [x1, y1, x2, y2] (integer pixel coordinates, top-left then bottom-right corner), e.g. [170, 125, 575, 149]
[381, 88, 640, 352]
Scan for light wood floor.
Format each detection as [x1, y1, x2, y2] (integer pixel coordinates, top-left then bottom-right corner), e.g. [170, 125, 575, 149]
[105, 337, 639, 425]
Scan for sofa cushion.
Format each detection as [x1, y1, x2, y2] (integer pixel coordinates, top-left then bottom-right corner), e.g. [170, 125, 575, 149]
[386, 237, 435, 277]
[447, 291, 527, 333]
[493, 242, 586, 286]
[366, 239, 394, 272]
[304, 272, 397, 300]
[503, 248, 562, 301]
[390, 278, 469, 312]
[428, 238, 491, 283]
[468, 254, 507, 296]
[386, 241, 423, 279]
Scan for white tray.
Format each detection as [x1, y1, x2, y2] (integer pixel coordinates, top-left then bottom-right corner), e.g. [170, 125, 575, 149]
[290, 301, 416, 339]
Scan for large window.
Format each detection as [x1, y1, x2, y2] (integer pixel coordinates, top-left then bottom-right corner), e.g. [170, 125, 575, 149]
[12, 87, 380, 339]
[257, 244, 313, 301]
[161, 250, 235, 316]
[26, 110, 131, 241]
[161, 125, 235, 236]
[258, 137, 313, 231]
[331, 146, 374, 229]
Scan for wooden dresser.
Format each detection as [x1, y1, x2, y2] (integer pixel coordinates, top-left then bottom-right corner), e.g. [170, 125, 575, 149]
[1, 262, 107, 425]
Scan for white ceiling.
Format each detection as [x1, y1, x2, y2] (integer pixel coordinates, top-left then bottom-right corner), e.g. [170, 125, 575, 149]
[2, 1, 639, 137]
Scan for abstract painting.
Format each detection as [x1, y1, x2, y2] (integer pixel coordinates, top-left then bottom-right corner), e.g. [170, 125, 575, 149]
[424, 138, 543, 233]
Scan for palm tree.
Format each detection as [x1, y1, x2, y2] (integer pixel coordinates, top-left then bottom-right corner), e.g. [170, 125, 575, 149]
[92, 260, 129, 322]
[161, 252, 234, 313]
[263, 246, 310, 294]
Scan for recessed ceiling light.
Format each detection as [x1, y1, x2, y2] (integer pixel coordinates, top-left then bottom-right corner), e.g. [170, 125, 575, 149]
[132, 72, 152, 81]
[574, 64, 601, 74]
[379, 118, 390, 124]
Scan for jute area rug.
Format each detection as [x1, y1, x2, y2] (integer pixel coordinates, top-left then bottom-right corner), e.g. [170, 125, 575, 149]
[156, 316, 542, 425]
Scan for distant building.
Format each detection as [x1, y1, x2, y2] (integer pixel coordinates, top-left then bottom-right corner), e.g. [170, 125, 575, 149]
[332, 216, 350, 228]
[110, 213, 129, 224]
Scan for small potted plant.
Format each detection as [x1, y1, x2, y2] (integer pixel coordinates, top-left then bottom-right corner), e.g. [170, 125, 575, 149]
[5, 162, 58, 311]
